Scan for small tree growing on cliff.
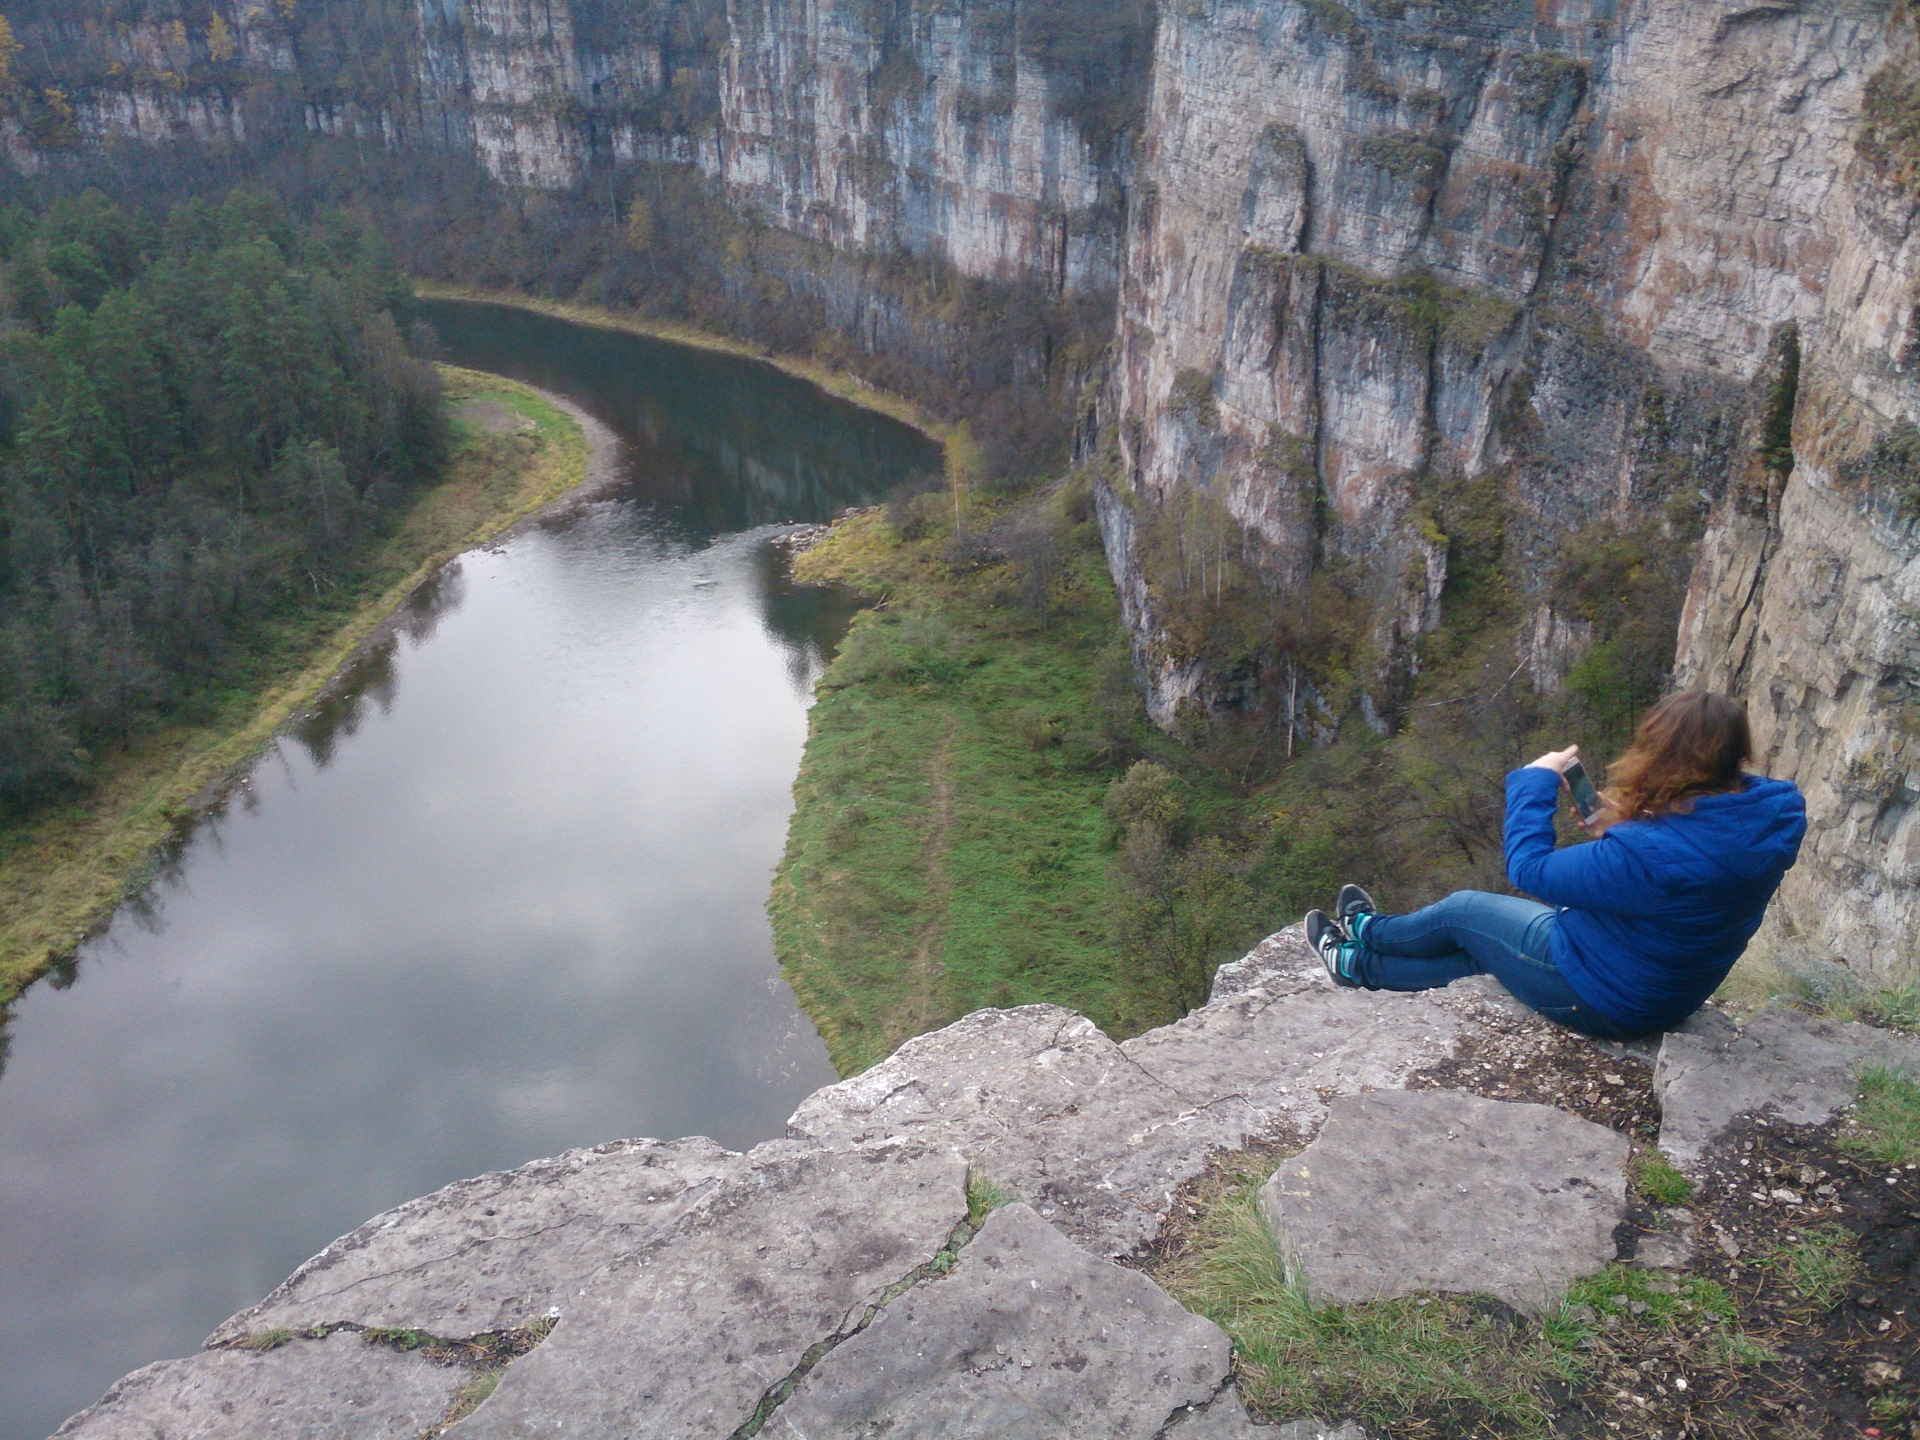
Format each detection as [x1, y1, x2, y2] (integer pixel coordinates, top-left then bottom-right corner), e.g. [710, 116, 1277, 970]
[0, 17, 21, 95]
[208, 15, 238, 63]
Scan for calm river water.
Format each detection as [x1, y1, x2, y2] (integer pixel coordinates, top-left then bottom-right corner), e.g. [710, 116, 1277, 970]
[0, 302, 941, 1440]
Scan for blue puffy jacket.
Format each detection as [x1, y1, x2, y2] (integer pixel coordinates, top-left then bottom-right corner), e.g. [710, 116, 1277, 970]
[1503, 766, 1807, 1034]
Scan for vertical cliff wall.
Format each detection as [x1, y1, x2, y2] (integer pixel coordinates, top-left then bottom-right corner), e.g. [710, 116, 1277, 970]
[1107, 0, 1908, 718]
[1094, 0, 1919, 976]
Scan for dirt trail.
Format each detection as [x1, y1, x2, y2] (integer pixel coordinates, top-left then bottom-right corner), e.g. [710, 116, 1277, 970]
[902, 724, 957, 1043]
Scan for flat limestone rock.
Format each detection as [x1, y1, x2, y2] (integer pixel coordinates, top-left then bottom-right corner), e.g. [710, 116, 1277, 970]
[210, 1136, 739, 1343]
[791, 988, 1473, 1259]
[1633, 1209, 1698, 1270]
[451, 1140, 968, 1440]
[1259, 1090, 1629, 1315]
[1655, 1006, 1920, 1168]
[53, 1331, 469, 1440]
[1120, 980, 1468, 1140]
[763, 1202, 1230, 1439]
[1208, 926, 1324, 1001]
[788, 1006, 1255, 1257]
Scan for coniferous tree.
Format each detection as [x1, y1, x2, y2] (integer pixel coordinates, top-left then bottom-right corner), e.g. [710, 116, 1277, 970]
[0, 189, 448, 815]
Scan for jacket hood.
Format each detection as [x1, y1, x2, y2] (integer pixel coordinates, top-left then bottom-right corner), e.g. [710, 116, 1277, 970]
[1656, 775, 1807, 881]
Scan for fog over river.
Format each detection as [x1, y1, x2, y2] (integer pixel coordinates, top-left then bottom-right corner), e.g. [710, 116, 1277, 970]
[0, 302, 942, 1440]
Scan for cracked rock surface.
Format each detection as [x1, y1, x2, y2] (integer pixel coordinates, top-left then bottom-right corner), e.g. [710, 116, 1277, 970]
[208, 1136, 739, 1343]
[451, 1139, 968, 1439]
[791, 933, 1471, 1259]
[1655, 1006, 1920, 1168]
[1259, 1089, 1630, 1315]
[52, 1331, 468, 1440]
[763, 1201, 1228, 1439]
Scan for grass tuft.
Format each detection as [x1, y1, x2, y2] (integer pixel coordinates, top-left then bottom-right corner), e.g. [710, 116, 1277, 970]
[966, 1174, 1018, 1227]
[1632, 1150, 1693, 1207]
[1863, 986, 1920, 1035]
[1554, 1266, 1736, 1343]
[1759, 1225, 1862, 1312]
[422, 1368, 503, 1438]
[1712, 1331, 1780, 1367]
[1846, 1064, 1920, 1166]
[232, 1328, 295, 1352]
[362, 1326, 435, 1352]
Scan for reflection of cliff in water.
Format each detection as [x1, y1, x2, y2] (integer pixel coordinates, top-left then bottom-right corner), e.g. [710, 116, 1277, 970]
[418, 300, 941, 539]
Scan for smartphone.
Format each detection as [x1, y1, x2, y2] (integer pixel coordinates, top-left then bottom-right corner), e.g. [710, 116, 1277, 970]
[1563, 759, 1604, 824]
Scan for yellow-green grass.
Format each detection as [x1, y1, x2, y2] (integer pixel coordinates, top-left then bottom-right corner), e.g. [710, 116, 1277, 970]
[1758, 1224, 1863, 1312]
[1714, 933, 1919, 1034]
[771, 504, 1159, 1076]
[1633, 1149, 1694, 1206]
[0, 367, 586, 1007]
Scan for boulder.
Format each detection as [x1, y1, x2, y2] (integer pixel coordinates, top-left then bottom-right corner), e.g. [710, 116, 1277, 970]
[1119, 978, 1468, 1139]
[791, 983, 1470, 1258]
[1207, 926, 1323, 1001]
[52, 1331, 470, 1440]
[1655, 1006, 1920, 1168]
[450, 1140, 968, 1439]
[788, 1005, 1255, 1257]
[763, 1202, 1230, 1438]
[1259, 1089, 1629, 1314]
[209, 1136, 739, 1343]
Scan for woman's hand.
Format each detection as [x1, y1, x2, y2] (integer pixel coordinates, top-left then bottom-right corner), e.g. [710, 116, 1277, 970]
[1527, 745, 1579, 776]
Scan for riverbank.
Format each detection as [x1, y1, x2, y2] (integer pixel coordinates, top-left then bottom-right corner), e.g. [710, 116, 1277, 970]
[771, 483, 1286, 1077]
[0, 368, 598, 1008]
[411, 282, 978, 481]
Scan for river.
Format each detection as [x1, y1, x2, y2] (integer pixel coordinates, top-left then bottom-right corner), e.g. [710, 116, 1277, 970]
[0, 301, 942, 1440]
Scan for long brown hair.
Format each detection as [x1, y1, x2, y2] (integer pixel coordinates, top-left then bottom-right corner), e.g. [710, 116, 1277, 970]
[1599, 691, 1752, 830]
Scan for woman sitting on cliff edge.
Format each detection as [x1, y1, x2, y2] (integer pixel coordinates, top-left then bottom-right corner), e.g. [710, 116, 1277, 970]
[1307, 690, 1807, 1040]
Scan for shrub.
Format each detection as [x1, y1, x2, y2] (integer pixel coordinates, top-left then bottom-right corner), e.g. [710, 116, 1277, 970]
[1104, 761, 1183, 841]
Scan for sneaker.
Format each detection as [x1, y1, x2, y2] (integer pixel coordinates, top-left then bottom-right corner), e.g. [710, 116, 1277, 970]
[1306, 909, 1358, 988]
[1336, 884, 1377, 944]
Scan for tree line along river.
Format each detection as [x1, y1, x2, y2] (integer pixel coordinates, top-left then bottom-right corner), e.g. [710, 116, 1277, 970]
[0, 301, 942, 1440]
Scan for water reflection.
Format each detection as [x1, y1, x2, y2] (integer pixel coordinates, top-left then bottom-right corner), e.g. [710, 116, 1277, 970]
[418, 300, 935, 542]
[292, 563, 465, 769]
[0, 309, 940, 1440]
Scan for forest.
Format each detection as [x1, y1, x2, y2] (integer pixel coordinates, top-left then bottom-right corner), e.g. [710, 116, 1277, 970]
[0, 189, 447, 815]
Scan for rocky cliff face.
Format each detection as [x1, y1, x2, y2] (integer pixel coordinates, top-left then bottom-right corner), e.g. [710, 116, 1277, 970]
[7, 0, 1915, 975]
[1107, 0, 1908, 715]
[720, 0, 1136, 291]
[1100, 0, 1920, 976]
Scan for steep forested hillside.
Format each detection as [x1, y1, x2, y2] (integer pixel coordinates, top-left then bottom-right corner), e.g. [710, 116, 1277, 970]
[0, 190, 446, 813]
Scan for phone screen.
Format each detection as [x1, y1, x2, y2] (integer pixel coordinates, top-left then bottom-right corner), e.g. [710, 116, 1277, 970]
[1563, 760, 1603, 822]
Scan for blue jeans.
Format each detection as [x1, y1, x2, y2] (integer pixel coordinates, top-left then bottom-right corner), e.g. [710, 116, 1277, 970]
[1351, 890, 1641, 1041]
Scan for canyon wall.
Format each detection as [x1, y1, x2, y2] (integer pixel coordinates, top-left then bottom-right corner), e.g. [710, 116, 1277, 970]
[5, 0, 1916, 977]
[1104, 0, 1919, 975]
